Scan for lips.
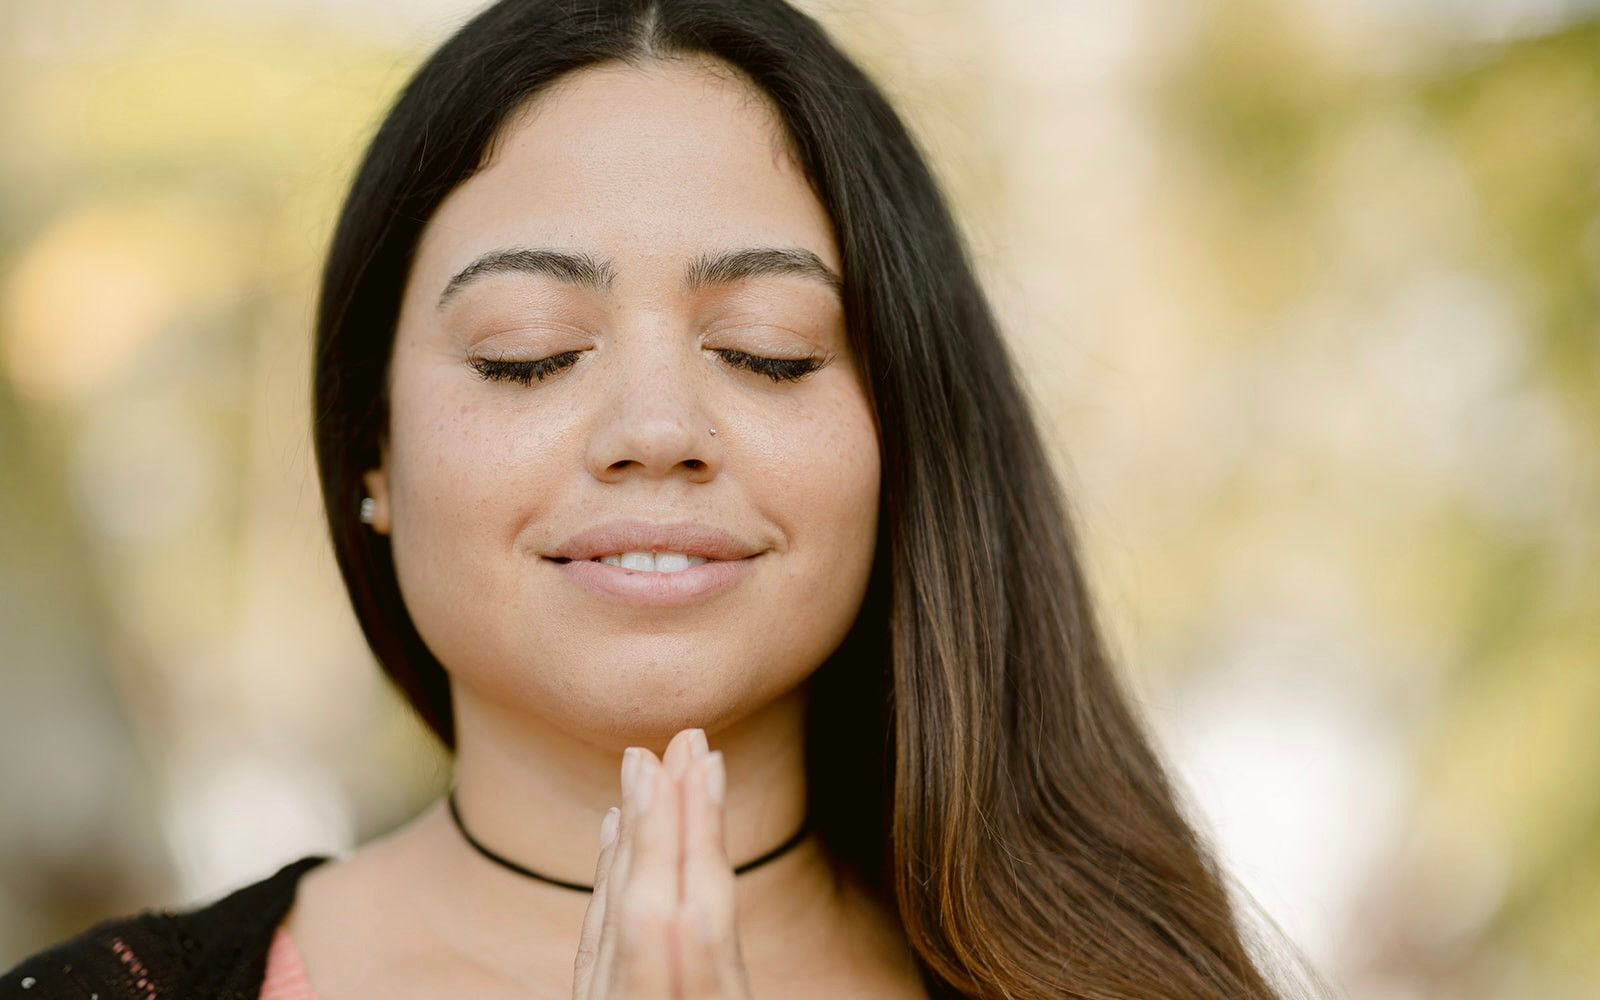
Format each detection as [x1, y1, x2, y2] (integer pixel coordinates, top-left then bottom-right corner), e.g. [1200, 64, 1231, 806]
[543, 520, 764, 607]
[549, 556, 756, 606]
[547, 521, 763, 563]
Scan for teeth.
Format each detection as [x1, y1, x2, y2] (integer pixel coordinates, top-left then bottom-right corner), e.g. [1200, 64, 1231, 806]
[653, 552, 693, 573]
[619, 552, 654, 572]
[595, 551, 709, 572]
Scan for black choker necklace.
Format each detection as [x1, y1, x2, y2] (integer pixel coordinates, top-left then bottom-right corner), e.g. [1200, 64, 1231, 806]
[446, 790, 812, 892]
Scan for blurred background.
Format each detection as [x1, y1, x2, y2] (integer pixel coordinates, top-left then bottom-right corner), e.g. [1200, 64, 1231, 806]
[1, 0, 1595, 995]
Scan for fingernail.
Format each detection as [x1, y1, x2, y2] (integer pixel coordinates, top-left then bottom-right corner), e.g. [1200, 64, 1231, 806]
[599, 806, 620, 849]
[706, 751, 725, 804]
[634, 756, 655, 814]
[621, 747, 639, 796]
[690, 728, 709, 759]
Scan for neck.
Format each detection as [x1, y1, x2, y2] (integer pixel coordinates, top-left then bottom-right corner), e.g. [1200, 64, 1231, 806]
[303, 682, 917, 995]
[448, 684, 815, 891]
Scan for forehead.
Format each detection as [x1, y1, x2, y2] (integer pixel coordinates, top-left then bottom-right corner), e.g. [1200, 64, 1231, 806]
[407, 56, 838, 297]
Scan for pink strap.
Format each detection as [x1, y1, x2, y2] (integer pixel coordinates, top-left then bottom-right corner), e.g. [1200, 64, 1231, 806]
[259, 926, 319, 1000]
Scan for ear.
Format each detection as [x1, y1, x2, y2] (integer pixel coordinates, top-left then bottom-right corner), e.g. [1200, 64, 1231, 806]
[362, 466, 393, 535]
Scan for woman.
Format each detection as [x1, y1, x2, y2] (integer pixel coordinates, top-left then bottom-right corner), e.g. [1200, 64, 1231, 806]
[2, 1, 1304, 997]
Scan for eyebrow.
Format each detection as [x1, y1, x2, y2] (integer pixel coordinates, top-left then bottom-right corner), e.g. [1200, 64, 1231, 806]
[684, 247, 843, 294]
[438, 245, 842, 307]
[438, 248, 614, 306]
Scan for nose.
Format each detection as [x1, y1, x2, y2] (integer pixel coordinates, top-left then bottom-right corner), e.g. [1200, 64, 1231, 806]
[585, 344, 721, 484]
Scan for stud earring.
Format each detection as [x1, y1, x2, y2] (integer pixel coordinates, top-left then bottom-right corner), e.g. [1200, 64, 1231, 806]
[359, 497, 377, 524]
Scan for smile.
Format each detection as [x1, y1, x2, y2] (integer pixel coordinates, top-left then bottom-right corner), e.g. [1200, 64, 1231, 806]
[585, 551, 711, 572]
[545, 553, 756, 606]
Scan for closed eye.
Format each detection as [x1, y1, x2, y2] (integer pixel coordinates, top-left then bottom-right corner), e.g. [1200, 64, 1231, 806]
[467, 349, 825, 386]
[716, 349, 823, 383]
[467, 351, 582, 385]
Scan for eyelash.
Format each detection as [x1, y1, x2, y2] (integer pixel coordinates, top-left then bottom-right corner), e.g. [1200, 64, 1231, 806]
[468, 352, 582, 386]
[467, 350, 823, 386]
[715, 349, 823, 383]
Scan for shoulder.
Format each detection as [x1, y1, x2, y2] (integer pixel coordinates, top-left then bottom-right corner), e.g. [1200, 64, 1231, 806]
[0, 856, 328, 1000]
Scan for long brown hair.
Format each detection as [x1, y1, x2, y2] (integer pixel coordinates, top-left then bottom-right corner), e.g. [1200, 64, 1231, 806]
[313, 1, 1312, 996]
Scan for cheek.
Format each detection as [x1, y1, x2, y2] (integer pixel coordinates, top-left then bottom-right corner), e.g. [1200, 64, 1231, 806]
[385, 375, 572, 586]
[758, 382, 881, 594]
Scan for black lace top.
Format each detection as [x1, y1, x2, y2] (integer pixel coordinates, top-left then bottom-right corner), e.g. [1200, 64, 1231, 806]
[0, 856, 328, 1000]
[5, 855, 964, 999]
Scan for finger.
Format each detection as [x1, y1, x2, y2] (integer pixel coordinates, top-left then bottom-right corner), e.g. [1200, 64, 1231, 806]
[662, 726, 703, 781]
[609, 750, 681, 1000]
[680, 750, 749, 996]
[593, 748, 642, 998]
[673, 899, 722, 1000]
[573, 806, 620, 999]
[681, 751, 732, 928]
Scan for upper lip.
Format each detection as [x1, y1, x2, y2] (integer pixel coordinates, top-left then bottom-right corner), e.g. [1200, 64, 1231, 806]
[548, 521, 764, 562]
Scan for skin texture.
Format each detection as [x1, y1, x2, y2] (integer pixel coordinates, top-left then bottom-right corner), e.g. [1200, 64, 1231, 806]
[283, 57, 925, 998]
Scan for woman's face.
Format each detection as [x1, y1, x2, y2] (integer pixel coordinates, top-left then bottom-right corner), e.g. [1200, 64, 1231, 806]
[364, 57, 880, 743]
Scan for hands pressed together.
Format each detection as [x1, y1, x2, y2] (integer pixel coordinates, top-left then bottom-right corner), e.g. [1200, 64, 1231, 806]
[573, 728, 754, 999]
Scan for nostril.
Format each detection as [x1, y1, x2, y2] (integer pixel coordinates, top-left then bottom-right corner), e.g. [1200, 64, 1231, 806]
[684, 459, 704, 470]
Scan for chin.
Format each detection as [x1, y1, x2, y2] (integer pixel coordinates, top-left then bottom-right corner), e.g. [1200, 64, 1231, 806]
[450, 639, 811, 739]
[554, 685, 806, 752]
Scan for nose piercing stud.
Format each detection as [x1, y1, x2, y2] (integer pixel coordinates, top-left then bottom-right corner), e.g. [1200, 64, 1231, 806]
[708, 427, 717, 436]
[359, 497, 377, 524]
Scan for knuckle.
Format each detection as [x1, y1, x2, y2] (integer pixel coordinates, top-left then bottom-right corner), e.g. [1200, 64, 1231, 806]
[686, 873, 736, 921]
[707, 900, 736, 938]
[616, 896, 674, 941]
[702, 909, 737, 949]
[705, 864, 736, 895]
[573, 940, 598, 969]
[599, 897, 623, 936]
[603, 851, 632, 899]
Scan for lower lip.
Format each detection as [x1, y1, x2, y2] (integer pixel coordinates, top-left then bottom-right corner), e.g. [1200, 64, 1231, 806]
[547, 556, 757, 606]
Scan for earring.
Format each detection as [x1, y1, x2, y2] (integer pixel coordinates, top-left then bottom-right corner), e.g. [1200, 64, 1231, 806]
[359, 497, 377, 524]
